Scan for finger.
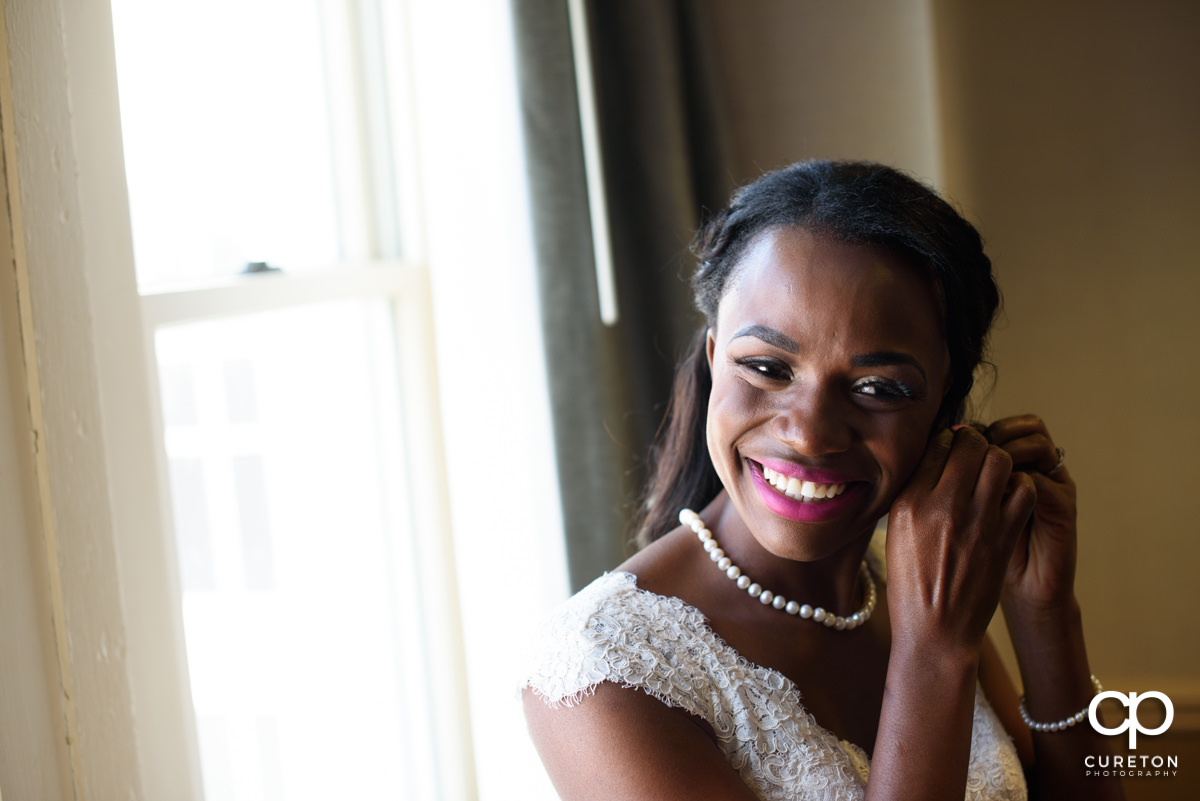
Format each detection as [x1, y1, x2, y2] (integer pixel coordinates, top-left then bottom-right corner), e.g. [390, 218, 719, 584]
[985, 414, 1051, 448]
[908, 428, 955, 490]
[1001, 470, 1038, 534]
[991, 432, 1060, 474]
[1028, 470, 1075, 506]
[1005, 502, 1033, 582]
[973, 444, 1017, 510]
[999, 471, 1036, 584]
[935, 426, 992, 493]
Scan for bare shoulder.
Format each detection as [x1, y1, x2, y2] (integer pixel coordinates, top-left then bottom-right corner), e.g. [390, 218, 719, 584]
[519, 505, 758, 798]
[522, 682, 757, 801]
[618, 524, 716, 603]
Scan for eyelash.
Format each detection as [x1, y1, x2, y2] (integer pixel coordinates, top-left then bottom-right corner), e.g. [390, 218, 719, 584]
[851, 377, 917, 400]
[735, 357, 792, 381]
[734, 358, 917, 400]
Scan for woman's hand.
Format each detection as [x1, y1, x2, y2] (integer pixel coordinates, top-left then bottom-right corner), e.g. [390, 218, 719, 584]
[869, 428, 1038, 801]
[885, 426, 1038, 654]
[985, 414, 1078, 613]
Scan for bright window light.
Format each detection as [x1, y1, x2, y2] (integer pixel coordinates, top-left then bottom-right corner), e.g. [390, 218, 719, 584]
[112, 1, 449, 798]
[113, 0, 341, 288]
[156, 302, 432, 800]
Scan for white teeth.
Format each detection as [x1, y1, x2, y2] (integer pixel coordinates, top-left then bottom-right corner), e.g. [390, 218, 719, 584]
[761, 466, 848, 503]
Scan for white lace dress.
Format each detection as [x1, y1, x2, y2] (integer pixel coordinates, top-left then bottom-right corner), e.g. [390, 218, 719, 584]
[524, 571, 1026, 801]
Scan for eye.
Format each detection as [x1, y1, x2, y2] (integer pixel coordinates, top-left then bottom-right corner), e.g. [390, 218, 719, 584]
[734, 357, 792, 382]
[852, 377, 916, 400]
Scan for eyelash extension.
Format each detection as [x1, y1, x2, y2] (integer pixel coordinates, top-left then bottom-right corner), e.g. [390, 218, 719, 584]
[853, 378, 919, 400]
[734, 359, 921, 401]
[733, 357, 791, 381]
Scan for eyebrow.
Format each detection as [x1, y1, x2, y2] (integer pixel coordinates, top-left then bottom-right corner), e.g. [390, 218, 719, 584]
[852, 352, 927, 381]
[730, 325, 799, 352]
[730, 325, 928, 381]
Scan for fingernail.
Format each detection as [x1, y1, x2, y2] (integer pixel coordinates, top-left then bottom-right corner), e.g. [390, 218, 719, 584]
[951, 424, 970, 431]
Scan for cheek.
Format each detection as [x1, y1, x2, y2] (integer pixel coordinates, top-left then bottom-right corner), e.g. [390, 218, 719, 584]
[705, 375, 758, 469]
[873, 412, 940, 485]
[704, 388, 732, 471]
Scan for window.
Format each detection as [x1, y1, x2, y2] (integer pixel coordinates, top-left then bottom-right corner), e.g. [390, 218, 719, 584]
[112, 1, 469, 798]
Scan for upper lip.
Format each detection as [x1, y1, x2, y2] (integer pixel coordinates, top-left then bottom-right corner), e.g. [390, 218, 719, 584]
[754, 458, 860, 486]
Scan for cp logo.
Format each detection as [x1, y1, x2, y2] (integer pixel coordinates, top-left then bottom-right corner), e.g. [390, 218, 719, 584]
[1089, 691, 1174, 749]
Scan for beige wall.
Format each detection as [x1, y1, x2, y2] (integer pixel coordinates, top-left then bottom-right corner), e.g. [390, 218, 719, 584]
[708, 0, 943, 185]
[705, 0, 1199, 687]
[934, 1, 1200, 681]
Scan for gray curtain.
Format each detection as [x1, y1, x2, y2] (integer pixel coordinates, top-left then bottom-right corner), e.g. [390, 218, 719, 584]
[510, 0, 734, 591]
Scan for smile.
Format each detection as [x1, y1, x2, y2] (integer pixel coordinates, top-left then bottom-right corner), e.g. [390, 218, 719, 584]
[748, 460, 862, 523]
[761, 466, 847, 503]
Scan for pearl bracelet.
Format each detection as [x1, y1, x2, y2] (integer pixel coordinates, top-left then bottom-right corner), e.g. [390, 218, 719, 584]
[1018, 675, 1104, 732]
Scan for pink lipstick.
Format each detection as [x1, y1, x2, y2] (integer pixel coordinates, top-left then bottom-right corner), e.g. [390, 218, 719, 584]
[749, 459, 864, 523]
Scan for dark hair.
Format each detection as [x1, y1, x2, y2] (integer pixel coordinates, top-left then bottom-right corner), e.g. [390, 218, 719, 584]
[633, 160, 1000, 547]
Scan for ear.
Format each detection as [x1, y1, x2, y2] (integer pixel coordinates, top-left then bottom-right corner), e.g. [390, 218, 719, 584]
[705, 328, 716, 370]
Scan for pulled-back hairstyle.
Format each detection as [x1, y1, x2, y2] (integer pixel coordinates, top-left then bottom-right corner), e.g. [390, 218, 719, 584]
[633, 160, 1000, 547]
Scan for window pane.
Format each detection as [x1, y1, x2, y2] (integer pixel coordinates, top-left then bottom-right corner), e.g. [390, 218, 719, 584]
[156, 301, 432, 800]
[113, 0, 341, 288]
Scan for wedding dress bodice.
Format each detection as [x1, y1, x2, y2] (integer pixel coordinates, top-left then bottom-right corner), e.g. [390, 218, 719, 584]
[524, 571, 1026, 801]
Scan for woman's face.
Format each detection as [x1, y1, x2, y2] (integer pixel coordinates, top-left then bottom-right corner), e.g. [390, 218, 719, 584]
[706, 226, 950, 561]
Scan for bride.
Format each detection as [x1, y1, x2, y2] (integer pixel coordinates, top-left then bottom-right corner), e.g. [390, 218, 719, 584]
[522, 161, 1123, 800]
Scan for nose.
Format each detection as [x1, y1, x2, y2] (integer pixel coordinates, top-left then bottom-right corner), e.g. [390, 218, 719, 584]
[769, 383, 854, 456]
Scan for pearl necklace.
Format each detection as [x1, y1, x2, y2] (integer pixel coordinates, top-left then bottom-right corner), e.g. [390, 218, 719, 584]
[680, 508, 877, 631]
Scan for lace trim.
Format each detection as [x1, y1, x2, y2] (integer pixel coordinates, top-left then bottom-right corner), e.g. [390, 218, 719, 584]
[524, 571, 1025, 801]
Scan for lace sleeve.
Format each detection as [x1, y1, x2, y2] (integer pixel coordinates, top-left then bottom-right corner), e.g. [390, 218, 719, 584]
[522, 572, 642, 707]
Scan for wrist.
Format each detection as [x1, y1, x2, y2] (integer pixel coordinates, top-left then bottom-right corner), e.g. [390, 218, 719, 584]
[1003, 596, 1087, 673]
[1004, 598, 1100, 722]
[1002, 592, 1081, 638]
[889, 634, 981, 682]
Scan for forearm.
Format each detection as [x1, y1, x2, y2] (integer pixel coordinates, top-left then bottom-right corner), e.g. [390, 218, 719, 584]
[1003, 595, 1125, 801]
[866, 642, 980, 801]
